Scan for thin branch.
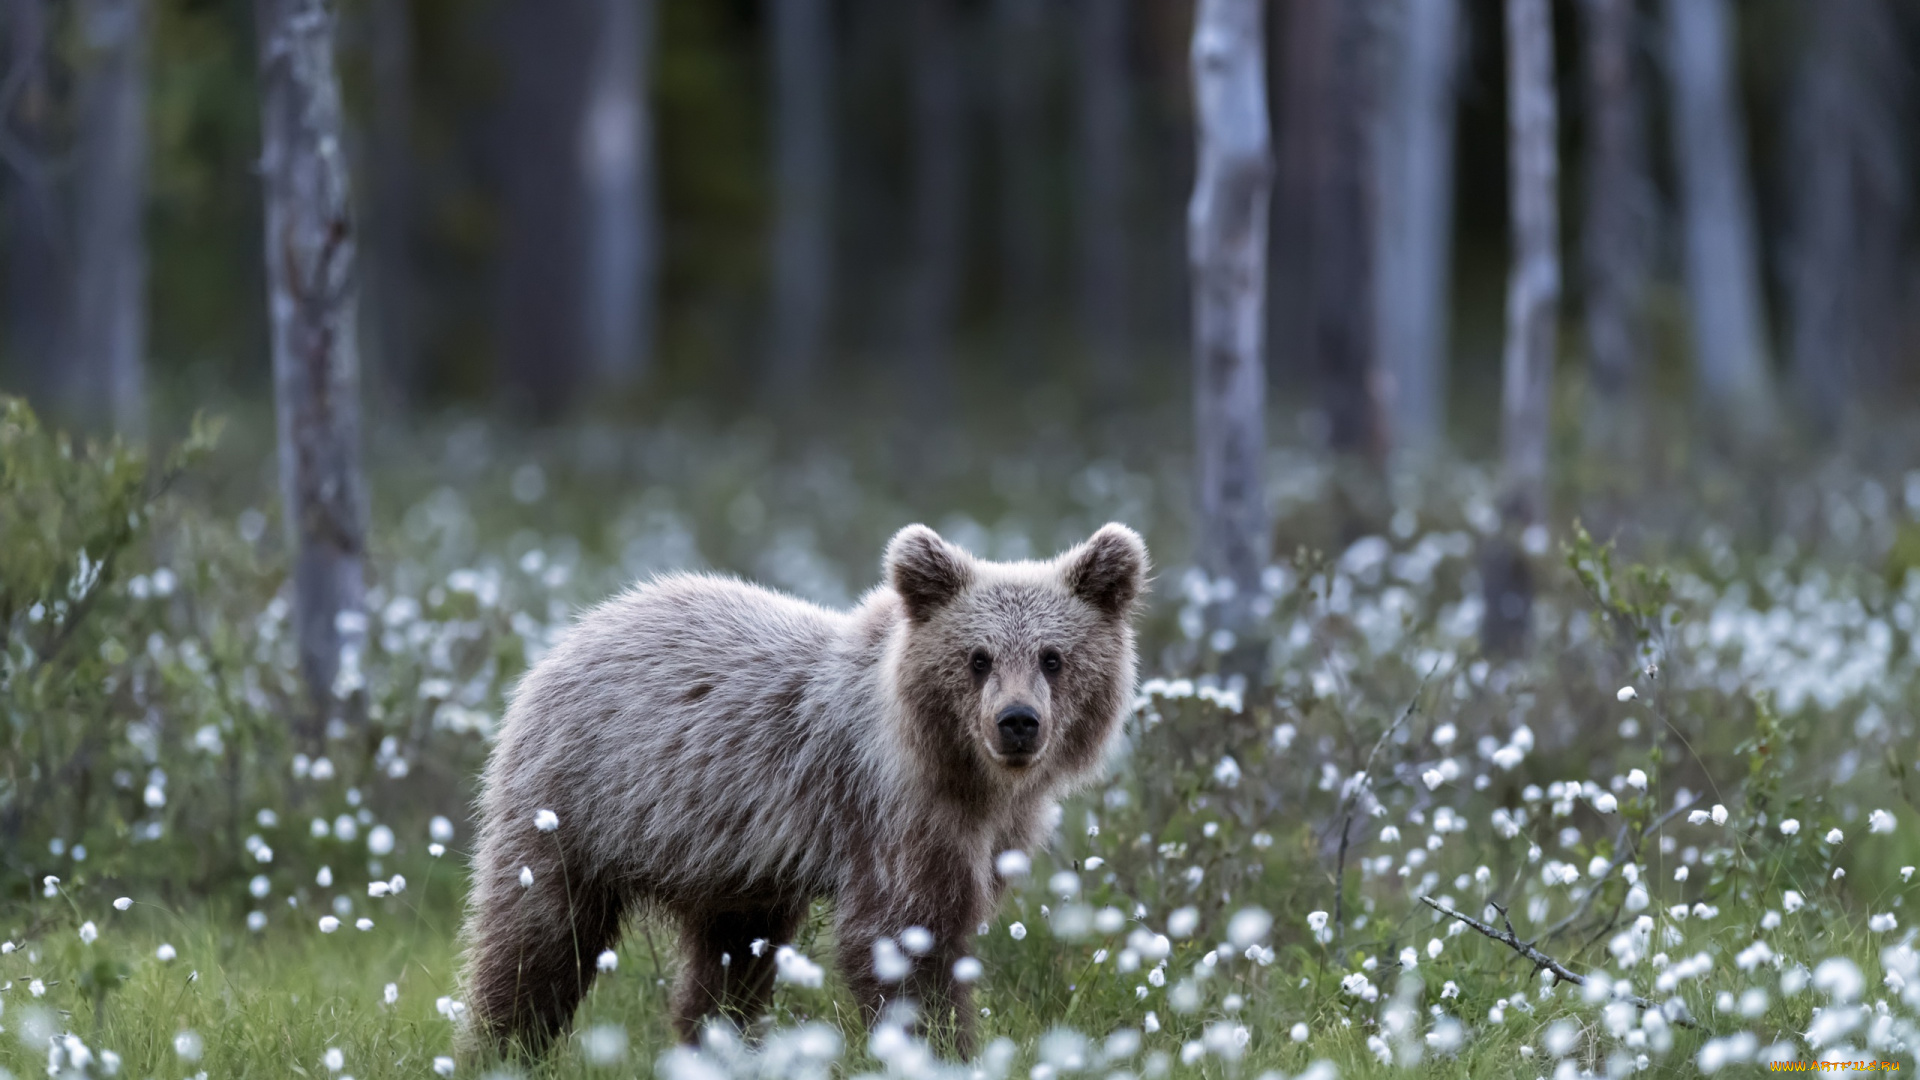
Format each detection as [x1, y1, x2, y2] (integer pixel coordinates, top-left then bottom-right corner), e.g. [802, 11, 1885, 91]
[1419, 895, 1698, 1029]
[1329, 664, 1440, 942]
[1543, 793, 1699, 941]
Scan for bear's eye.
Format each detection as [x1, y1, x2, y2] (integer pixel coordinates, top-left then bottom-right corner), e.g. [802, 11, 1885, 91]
[970, 649, 992, 675]
[1041, 649, 1062, 675]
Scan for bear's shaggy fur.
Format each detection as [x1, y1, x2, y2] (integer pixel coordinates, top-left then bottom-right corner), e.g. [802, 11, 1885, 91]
[460, 522, 1148, 1056]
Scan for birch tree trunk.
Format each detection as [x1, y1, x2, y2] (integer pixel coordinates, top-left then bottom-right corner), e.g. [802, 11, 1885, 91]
[1786, 0, 1906, 435]
[1663, 0, 1774, 436]
[1579, 0, 1654, 456]
[580, 0, 657, 391]
[1371, 0, 1458, 454]
[255, 0, 369, 723]
[1481, 0, 1559, 657]
[71, 0, 149, 436]
[994, 0, 1046, 370]
[767, 0, 834, 392]
[1189, 0, 1271, 610]
[1073, 0, 1127, 388]
[365, 0, 414, 407]
[904, 0, 964, 400]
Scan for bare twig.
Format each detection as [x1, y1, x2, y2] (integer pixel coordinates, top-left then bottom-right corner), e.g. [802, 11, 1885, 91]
[1419, 895, 1697, 1029]
[1330, 666, 1440, 941]
[1543, 793, 1700, 941]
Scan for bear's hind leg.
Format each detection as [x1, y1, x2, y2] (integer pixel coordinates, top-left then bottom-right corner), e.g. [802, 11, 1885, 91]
[465, 867, 629, 1058]
[669, 904, 806, 1043]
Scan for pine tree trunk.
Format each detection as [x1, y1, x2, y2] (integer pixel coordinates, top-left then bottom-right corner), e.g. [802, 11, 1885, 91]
[1663, 0, 1774, 436]
[1371, 0, 1458, 454]
[767, 0, 834, 393]
[904, 0, 965, 401]
[1073, 0, 1128, 390]
[993, 0, 1046, 371]
[71, 0, 149, 436]
[1189, 0, 1272, 610]
[365, 0, 414, 408]
[1579, 0, 1654, 456]
[580, 0, 656, 391]
[4, 0, 70, 412]
[255, 0, 369, 725]
[1482, 0, 1560, 657]
[1786, 0, 1906, 435]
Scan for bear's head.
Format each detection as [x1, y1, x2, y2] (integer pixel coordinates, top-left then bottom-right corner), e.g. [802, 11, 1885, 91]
[883, 522, 1148, 799]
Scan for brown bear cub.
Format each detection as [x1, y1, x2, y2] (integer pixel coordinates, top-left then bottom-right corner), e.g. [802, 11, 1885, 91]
[461, 522, 1148, 1057]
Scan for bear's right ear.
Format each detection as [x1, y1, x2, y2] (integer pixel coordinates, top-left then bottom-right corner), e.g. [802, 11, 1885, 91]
[886, 524, 973, 621]
[1065, 522, 1149, 618]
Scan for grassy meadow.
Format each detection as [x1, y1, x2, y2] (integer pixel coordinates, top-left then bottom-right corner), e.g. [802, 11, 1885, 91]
[6, 398, 1920, 1078]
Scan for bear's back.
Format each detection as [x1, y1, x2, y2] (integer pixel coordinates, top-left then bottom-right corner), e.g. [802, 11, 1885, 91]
[486, 573, 888, 901]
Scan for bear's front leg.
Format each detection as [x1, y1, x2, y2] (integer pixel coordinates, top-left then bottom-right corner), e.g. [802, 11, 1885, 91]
[833, 885, 985, 1059]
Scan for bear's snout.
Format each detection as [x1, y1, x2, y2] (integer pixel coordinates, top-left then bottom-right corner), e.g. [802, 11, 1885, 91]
[995, 704, 1041, 762]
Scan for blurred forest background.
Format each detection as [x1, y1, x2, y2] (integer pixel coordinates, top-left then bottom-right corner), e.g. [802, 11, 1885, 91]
[7, 0, 1919, 447]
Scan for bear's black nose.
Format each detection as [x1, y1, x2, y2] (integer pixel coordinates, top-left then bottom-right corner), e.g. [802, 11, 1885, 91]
[996, 705, 1040, 759]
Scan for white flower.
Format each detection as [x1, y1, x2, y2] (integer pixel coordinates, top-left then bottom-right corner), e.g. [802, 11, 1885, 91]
[1427, 937, 1443, 959]
[1227, 908, 1272, 949]
[1399, 946, 1419, 969]
[519, 866, 534, 888]
[1904, 866, 1915, 882]
[1780, 818, 1801, 836]
[1711, 804, 1729, 826]
[355, 917, 374, 931]
[1290, 1022, 1309, 1042]
[774, 946, 825, 987]
[1870, 913, 1899, 933]
[318, 916, 341, 933]
[1688, 810, 1711, 825]
[1626, 769, 1648, 791]
[1421, 769, 1444, 791]
[433, 1057, 456, 1077]
[1307, 910, 1329, 932]
[1009, 922, 1028, 941]
[1617, 686, 1638, 702]
[1492, 745, 1525, 771]
[533, 809, 559, 832]
[901, 925, 935, 955]
[174, 1031, 203, 1062]
[30, 977, 47, 996]
[79, 920, 98, 944]
[996, 850, 1032, 878]
[157, 942, 177, 961]
[324, 1046, 345, 1072]
[429, 843, 446, 857]
[429, 815, 455, 843]
[368, 881, 390, 898]
[1168, 906, 1199, 938]
[1869, 810, 1896, 834]
[1784, 890, 1805, 913]
[1594, 793, 1619, 814]
[597, 949, 618, 972]
[384, 982, 399, 1004]
[113, 896, 133, 911]
[953, 956, 984, 982]
[367, 824, 395, 856]
[248, 911, 268, 932]
[871, 938, 910, 982]
[1826, 828, 1845, 844]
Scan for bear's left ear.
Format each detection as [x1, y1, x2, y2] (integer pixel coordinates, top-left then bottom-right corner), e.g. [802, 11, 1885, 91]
[886, 524, 974, 621]
[1064, 523, 1149, 618]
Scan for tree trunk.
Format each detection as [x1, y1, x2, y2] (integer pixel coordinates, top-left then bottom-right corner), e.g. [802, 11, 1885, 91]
[498, 0, 591, 417]
[993, 0, 1046, 371]
[580, 0, 657, 392]
[1073, 0, 1127, 390]
[71, 0, 149, 436]
[3, 0, 70, 411]
[1371, 0, 1458, 454]
[1481, 0, 1560, 657]
[254, 0, 369, 725]
[1189, 0, 1272, 611]
[1786, 0, 1906, 435]
[904, 0, 964, 403]
[365, 0, 414, 408]
[1578, 0, 1654, 456]
[767, 0, 834, 393]
[1278, 0, 1379, 459]
[1663, 0, 1774, 436]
